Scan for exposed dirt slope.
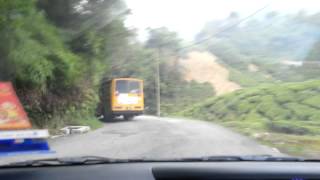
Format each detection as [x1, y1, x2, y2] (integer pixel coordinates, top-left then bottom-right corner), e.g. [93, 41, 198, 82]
[180, 51, 241, 95]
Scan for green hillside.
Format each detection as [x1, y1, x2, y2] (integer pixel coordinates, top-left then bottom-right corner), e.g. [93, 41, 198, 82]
[180, 80, 320, 157]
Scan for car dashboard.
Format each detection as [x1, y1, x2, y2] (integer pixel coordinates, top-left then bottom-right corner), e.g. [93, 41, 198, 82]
[1, 161, 320, 180]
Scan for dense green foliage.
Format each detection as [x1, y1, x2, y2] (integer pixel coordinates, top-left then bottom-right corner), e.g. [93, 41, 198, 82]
[161, 81, 214, 116]
[180, 80, 320, 157]
[0, 0, 213, 129]
[0, 0, 91, 129]
[0, 0, 131, 128]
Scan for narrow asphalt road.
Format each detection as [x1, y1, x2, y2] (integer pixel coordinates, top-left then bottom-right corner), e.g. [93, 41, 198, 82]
[2, 116, 282, 164]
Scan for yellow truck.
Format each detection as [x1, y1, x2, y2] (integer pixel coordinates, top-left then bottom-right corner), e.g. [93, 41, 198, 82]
[99, 78, 144, 120]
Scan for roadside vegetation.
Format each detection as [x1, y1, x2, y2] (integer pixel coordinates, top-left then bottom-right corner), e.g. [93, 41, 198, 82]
[178, 11, 320, 157]
[180, 80, 320, 157]
[0, 0, 213, 131]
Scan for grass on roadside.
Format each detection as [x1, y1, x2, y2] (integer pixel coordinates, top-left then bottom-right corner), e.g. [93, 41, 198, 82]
[179, 80, 320, 158]
[37, 112, 103, 135]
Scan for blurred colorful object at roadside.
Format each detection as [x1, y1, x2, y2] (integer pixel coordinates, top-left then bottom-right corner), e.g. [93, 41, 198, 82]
[0, 82, 51, 156]
[0, 82, 31, 130]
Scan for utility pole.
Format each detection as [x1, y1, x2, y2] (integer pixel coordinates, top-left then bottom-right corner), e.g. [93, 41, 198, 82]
[155, 48, 161, 117]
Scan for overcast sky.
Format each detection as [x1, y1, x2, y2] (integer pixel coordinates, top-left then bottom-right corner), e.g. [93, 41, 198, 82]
[124, 0, 320, 41]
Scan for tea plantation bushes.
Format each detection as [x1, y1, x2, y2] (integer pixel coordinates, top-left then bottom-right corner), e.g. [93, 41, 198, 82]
[180, 80, 320, 157]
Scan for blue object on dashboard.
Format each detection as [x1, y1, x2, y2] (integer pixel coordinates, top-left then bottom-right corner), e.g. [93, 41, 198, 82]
[0, 139, 53, 156]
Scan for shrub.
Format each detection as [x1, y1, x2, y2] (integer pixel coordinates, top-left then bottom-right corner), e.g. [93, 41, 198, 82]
[303, 95, 320, 109]
[180, 80, 320, 137]
[267, 121, 310, 135]
[285, 103, 315, 121]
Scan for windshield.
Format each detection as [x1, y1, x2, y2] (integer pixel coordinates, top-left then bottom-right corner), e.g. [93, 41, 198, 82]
[116, 80, 141, 94]
[116, 80, 128, 94]
[2, 0, 320, 165]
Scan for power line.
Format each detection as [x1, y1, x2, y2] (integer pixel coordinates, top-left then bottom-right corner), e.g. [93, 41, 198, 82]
[178, 3, 271, 51]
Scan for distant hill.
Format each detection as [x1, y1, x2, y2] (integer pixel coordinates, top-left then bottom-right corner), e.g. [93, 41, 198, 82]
[196, 12, 320, 63]
[195, 12, 320, 86]
[179, 80, 320, 157]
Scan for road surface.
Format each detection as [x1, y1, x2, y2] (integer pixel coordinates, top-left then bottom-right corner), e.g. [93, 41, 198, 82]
[2, 116, 282, 164]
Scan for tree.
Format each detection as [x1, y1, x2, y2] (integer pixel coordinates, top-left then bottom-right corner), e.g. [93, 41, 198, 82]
[146, 27, 182, 53]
